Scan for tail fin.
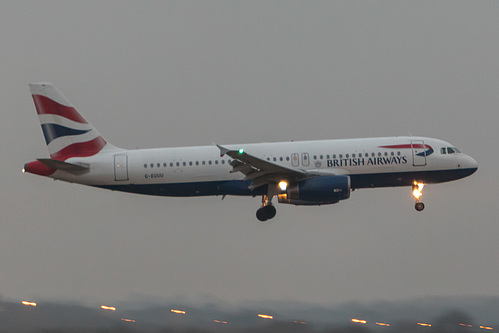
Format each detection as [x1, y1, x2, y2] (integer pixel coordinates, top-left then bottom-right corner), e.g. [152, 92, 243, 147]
[29, 83, 119, 161]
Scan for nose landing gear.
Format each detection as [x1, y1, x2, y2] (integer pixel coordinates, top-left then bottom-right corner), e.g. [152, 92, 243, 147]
[412, 182, 425, 211]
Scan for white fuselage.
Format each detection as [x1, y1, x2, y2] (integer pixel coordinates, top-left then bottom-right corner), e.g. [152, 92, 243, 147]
[47, 136, 477, 197]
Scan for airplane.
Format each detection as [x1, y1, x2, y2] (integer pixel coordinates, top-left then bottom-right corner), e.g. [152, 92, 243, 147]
[23, 83, 478, 221]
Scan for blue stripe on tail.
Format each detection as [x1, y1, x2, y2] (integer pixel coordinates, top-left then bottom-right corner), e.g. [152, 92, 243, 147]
[41, 123, 91, 145]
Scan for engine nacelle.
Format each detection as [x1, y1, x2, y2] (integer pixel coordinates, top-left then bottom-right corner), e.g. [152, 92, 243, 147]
[277, 175, 351, 206]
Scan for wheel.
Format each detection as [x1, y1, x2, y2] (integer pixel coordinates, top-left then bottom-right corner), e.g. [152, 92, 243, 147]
[256, 207, 268, 221]
[266, 205, 277, 219]
[256, 205, 277, 221]
[415, 202, 425, 211]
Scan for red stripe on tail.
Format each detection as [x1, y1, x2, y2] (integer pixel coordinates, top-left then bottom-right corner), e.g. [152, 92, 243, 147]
[32, 94, 88, 124]
[51, 136, 107, 161]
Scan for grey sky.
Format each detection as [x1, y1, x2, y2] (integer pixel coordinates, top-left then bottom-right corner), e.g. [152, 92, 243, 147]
[1, 1, 498, 307]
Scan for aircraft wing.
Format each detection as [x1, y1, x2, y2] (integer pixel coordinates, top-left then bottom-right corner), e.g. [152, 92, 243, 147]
[217, 145, 307, 190]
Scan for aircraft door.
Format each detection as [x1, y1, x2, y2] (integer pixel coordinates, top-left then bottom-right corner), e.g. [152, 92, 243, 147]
[291, 153, 299, 167]
[114, 154, 129, 181]
[411, 140, 427, 166]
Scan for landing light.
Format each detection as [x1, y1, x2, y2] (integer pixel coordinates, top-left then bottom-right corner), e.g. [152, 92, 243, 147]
[278, 181, 288, 192]
[352, 319, 367, 324]
[412, 182, 424, 200]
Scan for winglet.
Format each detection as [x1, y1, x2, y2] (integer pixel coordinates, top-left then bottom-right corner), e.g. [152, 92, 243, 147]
[216, 144, 231, 157]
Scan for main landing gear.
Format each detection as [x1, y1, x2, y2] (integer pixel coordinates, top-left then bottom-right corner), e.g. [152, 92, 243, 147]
[412, 182, 425, 211]
[256, 194, 277, 222]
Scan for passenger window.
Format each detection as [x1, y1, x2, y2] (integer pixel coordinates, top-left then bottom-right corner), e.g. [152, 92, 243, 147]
[144, 164, 147, 168]
[320, 155, 323, 159]
[150, 163, 154, 168]
[215, 160, 218, 165]
[183, 162, 186, 166]
[189, 161, 192, 166]
[202, 161, 205, 165]
[176, 162, 180, 167]
[170, 162, 173, 167]
[157, 163, 160, 168]
[209, 161, 212, 165]
[163, 163, 167, 167]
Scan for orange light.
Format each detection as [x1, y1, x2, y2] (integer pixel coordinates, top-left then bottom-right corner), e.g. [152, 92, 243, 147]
[352, 319, 367, 324]
[412, 182, 424, 199]
[171, 309, 186, 314]
[22, 301, 37, 307]
[213, 320, 227, 324]
[418, 322, 432, 327]
[480, 326, 494, 330]
[376, 322, 390, 326]
[258, 314, 273, 319]
[294, 320, 307, 325]
[101, 305, 116, 311]
[121, 318, 135, 323]
[460, 323, 473, 327]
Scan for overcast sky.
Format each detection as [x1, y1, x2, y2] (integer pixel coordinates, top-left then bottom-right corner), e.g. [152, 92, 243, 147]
[1, 1, 498, 307]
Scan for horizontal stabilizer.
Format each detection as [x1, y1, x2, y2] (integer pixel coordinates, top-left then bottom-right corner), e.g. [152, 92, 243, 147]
[37, 158, 89, 171]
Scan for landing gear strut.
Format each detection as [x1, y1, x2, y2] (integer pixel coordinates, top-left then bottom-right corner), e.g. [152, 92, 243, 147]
[412, 182, 425, 211]
[256, 193, 277, 221]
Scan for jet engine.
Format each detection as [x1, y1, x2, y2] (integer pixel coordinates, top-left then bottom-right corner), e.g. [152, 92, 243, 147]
[277, 175, 351, 206]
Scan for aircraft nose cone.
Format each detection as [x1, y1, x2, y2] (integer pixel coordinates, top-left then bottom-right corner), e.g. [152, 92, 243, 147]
[461, 155, 478, 174]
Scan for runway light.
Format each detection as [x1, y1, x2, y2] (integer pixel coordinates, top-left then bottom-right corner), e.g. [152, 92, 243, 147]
[418, 322, 432, 327]
[101, 305, 116, 311]
[480, 326, 494, 330]
[258, 314, 273, 319]
[376, 322, 390, 326]
[460, 323, 473, 327]
[22, 301, 37, 307]
[214, 320, 227, 324]
[121, 318, 135, 323]
[294, 320, 307, 325]
[278, 181, 288, 191]
[171, 309, 186, 314]
[352, 319, 367, 324]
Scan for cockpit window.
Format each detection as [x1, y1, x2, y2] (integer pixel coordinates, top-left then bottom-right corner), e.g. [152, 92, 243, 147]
[446, 147, 461, 154]
[441, 147, 462, 154]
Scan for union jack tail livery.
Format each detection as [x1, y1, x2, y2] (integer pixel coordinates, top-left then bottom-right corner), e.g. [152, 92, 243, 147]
[29, 83, 118, 161]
